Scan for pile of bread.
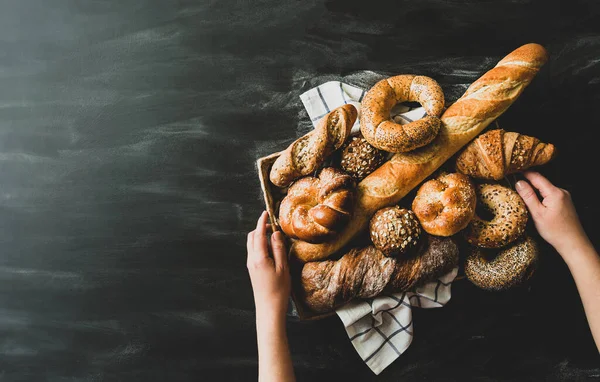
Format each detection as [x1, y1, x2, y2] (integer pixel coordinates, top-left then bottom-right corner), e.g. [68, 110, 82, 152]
[260, 43, 556, 315]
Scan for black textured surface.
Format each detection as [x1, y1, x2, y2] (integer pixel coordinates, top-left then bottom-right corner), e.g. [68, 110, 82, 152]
[0, 0, 599, 381]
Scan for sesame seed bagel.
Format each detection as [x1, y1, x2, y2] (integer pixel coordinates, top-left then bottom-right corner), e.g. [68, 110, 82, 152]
[463, 184, 528, 248]
[465, 235, 539, 291]
[360, 75, 445, 153]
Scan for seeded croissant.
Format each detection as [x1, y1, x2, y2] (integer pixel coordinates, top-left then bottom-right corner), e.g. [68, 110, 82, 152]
[456, 129, 556, 180]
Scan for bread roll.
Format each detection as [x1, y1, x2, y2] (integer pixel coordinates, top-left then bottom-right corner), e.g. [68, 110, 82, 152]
[291, 43, 548, 262]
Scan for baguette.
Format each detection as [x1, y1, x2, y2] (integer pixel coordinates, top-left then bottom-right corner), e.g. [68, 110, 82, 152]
[291, 43, 548, 262]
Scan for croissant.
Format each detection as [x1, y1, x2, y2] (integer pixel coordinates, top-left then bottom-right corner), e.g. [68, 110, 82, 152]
[456, 129, 556, 180]
[300, 235, 459, 313]
[269, 104, 357, 188]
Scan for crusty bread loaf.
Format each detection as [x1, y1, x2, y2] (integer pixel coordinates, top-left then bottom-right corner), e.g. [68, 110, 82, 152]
[291, 43, 548, 262]
[300, 235, 459, 313]
[269, 104, 356, 188]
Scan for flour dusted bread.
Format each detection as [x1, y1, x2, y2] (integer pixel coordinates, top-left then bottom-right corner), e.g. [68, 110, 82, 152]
[269, 104, 357, 188]
[300, 235, 459, 313]
[291, 43, 548, 262]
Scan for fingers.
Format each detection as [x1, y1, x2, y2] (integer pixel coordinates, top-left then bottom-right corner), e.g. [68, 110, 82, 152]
[246, 230, 255, 253]
[252, 211, 269, 257]
[271, 231, 288, 270]
[516, 179, 543, 216]
[523, 171, 559, 199]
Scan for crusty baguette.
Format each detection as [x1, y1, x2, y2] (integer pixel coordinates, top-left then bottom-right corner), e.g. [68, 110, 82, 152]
[291, 43, 548, 262]
[269, 104, 357, 188]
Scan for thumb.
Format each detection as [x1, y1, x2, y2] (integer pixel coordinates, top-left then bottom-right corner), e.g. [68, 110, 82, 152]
[516, 180, 543, 216]
[271, 231, 289, 270]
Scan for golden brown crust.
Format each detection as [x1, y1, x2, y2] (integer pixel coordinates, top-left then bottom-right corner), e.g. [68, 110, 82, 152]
[456, 129, 556, 180]
[300, 235, 458, 314]
[269, 104, 357, 188]
[291, 43, 548, 263]
[278, 168, 355, 243]
[412, 173, 476, 236]
[463, 184, 528, 248]
[360, 75, 444, 153]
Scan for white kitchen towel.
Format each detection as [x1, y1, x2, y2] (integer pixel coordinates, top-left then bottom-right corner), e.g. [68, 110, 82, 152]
[336, 268, 458, 375]
[299, 81, 458, 375]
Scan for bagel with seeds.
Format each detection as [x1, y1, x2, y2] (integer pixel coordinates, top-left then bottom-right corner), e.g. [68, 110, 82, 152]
[360, 75, 445, 153]
[465, 235, 539, 291]
[463, 184, 528, 248]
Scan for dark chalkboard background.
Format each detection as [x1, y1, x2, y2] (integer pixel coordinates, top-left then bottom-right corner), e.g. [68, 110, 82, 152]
[0, 0, 599, 380]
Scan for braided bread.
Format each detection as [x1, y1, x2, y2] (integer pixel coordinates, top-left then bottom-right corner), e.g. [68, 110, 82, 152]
[300, 235, 459, 313]
[278, 168, 355, 243]
[291, 43, 548, 262]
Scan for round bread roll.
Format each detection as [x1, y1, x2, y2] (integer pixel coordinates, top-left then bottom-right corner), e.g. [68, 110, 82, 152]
[339, 135, 387, 181]
[465, 235, 538, 291]
[279, 168, 355, 243]
[463, 184, 528, 248]
[412, 173, 477, 236]
[369, 206, 422, 257]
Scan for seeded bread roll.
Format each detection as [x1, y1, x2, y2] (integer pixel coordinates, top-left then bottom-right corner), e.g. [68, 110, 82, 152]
[339, 135, 387, 181]
[369, 206, 422, 257]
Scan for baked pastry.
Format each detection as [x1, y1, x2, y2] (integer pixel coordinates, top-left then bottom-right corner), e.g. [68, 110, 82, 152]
[465, 235, 538, 291]
[463, 184, 528, 248]
[300, 235, 459, 313]
[412, 173, 476, 236]
[360, 75, 444, 153]
[456, 129, 556, 180]
[278, 168, 354, 243]
[269, 104, 357, 188]
[339, 135, 387, 181]
[291, 43, 548, 263]
[369, 206, 421, 257]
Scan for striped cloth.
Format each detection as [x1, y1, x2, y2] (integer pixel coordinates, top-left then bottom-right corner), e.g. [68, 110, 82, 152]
[299, 81, 458, 375]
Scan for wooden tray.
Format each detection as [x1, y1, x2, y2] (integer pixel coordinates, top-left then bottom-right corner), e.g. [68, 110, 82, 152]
[256, 152, 336, 320]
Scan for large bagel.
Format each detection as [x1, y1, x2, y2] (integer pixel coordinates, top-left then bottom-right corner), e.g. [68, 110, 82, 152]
[465, 235, 539, 291]
[360, 75, 445, 153]
[463, 184, 528, 248]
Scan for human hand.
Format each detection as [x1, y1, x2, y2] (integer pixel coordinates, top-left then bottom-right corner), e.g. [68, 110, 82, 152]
[516, 171, 590, 256]
[247, 211, 291, 322]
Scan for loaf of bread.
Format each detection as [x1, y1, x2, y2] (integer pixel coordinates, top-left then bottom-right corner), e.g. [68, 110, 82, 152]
[269, 104, 357, 188]
[291, 43, 549, 262]
[300, 235, 459, 313]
